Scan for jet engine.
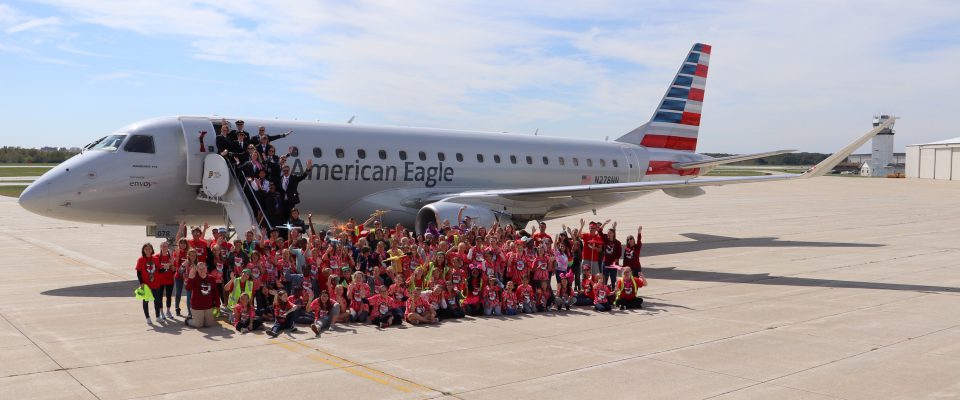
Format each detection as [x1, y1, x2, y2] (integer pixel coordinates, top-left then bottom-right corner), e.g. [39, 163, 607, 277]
[415, 202, 502, 234]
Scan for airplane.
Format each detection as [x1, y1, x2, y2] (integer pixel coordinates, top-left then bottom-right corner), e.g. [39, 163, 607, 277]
[18, 43, 896, 238]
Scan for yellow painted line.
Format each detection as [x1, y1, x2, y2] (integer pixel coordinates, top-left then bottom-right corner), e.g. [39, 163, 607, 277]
[272, 338, 423, 394]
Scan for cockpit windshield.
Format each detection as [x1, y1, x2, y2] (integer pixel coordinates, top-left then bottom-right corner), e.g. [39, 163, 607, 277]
[86, 134, 126, 152]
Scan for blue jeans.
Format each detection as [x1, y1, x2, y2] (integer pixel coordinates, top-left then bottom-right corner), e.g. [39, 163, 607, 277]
[174, 278, 185, 313]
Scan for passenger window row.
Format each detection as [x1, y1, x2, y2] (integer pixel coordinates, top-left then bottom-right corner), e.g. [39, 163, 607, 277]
[311, 147, 620, 168]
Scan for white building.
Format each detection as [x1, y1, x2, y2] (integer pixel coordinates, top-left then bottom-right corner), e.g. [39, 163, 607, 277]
[863, 115, 896, 177]
[905, 137, 960, 180]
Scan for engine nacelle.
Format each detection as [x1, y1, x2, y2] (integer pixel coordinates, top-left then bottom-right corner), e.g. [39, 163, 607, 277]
[662, 187, 706, 199]
[415, 202, 502, 234]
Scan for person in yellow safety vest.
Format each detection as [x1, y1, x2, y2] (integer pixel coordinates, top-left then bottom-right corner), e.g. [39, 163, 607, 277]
[225, 269, 255, 311]
[614, 267, 645, 310]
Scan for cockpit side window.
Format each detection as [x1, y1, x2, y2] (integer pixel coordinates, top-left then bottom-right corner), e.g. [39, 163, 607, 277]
[89, 134, 126, 152]
[123, 135, 155, 154]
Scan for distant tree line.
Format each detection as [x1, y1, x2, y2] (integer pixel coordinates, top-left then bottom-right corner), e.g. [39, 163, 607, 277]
[0, 147, 79, 163]
[703, 152, 830, 166]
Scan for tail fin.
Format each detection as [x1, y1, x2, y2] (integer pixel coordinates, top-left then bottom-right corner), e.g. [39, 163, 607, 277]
[616, 43, 711, 152]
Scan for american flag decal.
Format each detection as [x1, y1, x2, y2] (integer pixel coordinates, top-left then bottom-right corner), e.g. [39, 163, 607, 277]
[581, 175, 593, 184]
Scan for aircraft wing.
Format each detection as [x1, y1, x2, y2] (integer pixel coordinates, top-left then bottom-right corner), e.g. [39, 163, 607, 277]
[423, 116, 895, 215]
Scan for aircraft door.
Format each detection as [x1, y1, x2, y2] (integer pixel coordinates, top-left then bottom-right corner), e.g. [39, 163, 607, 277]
[179, 117, 215, 185]
[619, 146, 641, 182]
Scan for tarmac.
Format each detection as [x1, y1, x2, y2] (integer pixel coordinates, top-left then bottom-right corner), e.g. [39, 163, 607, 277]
[1, 177, 958, 400]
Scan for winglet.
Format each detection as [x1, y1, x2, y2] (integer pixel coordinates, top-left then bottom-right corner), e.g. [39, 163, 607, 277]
[801, 116, 897, 178]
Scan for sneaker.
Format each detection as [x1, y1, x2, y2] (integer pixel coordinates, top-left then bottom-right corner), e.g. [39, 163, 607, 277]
[158, 315, 166, 322]
[380, 321, 389, 329]
[565, 305, 571, 311]
[176, 309, 182, 316]
[290, 327, 301, 333]
[311, 324, 320, 336]
[240, 328, 249, 334]
[166, 310, 174, 319]
[266, 329, 279, 338]
[146, 317, 153, 325]
[183, 317, 191, 326]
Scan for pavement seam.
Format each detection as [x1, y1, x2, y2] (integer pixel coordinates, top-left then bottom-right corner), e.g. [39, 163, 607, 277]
[0, 311, 103, 400]
[700, 321, 960, 400]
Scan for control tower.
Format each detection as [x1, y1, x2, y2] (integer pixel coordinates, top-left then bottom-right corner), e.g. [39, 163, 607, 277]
[863, 114, 896, 177]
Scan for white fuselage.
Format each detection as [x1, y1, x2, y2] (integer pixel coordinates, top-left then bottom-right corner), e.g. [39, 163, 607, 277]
[19, 116, 709, 229]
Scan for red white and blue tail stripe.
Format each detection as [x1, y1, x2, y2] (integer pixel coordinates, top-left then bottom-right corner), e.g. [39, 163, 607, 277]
[616, 43, 710, 152]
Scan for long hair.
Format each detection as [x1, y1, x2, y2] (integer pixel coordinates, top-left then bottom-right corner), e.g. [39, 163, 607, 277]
[141, 243, 154, 258]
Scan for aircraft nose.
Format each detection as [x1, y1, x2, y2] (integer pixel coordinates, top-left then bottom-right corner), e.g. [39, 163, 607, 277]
[18, 178, 51, 216]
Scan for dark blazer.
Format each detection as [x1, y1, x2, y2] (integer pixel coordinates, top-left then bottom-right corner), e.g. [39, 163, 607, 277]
[277, 172, 307, 206]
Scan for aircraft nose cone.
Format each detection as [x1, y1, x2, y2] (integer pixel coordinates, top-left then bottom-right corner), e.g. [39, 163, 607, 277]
[18, 179, 50, 216]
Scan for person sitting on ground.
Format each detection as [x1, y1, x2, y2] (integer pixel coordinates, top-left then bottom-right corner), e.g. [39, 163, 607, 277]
[614, 268, 645, 310]
[185, 262, 221, 328]
[309, 290, 339, 336]
[554, 271, 575, 311]
[592, 273, 613, 312]
[404, 290, 437, 325]
[501, 281, 518, 315]
[266, 290, 301, 337]
[516, 275, 536, 313]
[535, 279, 554, 312]
[368, 284, 399, 328]
[575, 264, 596, 306]
[233, 293, 262, 333]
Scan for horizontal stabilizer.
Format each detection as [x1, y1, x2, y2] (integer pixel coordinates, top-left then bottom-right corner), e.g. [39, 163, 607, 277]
[673, 150, 796, 170]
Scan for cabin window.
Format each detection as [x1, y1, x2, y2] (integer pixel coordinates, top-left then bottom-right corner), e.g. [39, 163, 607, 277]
[335, 148, 345, 158]
[600, 159, 606, 167]
[289, 146, 300, 157]
[542, 156, 549, 165]
[586, 159, 593, 167]
[378, 150, 387, 160]
[493, 154, 501, 163]
[559, 157, 565, 166]
[313, 147, 322, 158]
[438, 152, 446, 162]
[573, 158, 580, 166]
[357, 149, 366, 159]
[525, 155, 533, 165]
[418, 151, 427, 161]
[456, 153, 464, 162]
[613, 159, 619, 168]
[123, 135, 155, 154]
[399, 150, 407, 160]
[477, 154, 484, 163]
[510, 155, 517, 164]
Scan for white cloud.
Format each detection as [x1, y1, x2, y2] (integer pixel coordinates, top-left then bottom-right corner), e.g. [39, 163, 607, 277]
[20, 0, 960, 151]
[4, 16, 60, 33]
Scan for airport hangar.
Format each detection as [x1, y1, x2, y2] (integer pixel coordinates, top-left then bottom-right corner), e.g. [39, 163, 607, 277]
[906, 136, 960, 181]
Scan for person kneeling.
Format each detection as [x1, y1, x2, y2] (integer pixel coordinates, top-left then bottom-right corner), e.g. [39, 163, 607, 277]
[185, 262, 220, 328]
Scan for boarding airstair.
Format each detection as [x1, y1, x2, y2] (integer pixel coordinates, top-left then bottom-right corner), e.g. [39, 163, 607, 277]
[196, 153, 272, 239]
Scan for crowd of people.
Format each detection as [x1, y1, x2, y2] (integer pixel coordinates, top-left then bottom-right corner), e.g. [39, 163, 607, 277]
[135, 214, 647, 337]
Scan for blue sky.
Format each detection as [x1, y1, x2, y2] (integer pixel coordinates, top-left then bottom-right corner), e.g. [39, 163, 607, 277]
[1, 0, 959, 152]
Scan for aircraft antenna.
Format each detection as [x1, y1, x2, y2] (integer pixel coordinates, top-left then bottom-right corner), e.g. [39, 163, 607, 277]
[534, 128, 539, 136]
[347, 116, 355, 124]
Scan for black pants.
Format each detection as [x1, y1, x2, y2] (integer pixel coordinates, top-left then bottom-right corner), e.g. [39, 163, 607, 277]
[615, 297, 643, 309]
[142, 287, 162, 318]
[235, 317, 264, 331]
[161, 284, 174, 309]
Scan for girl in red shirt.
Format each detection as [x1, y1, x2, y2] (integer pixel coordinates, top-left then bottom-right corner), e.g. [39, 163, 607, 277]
[346, 271, 370, 323]
[554, 272, 575, 311]
[157, 241, 176, 320]
[462, 266, 485, 316]
[481, 276, 502, 316]
[135, 243, 163, 324]
[516, 275, 535, 314]
[501, 281, 518, 315]
[592, 273, 613, 312]
[622, 226, 643, 277]
[404, 290, 437, 325]
[532, 246, 550, 288]
[575, 265, 596, 306]
[535, 280, 553, 312]
[232, 293, 262, 333]
[614, 271, 645, 310]
[173, 238, 191, 316]
[309, 290, 340, 336]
